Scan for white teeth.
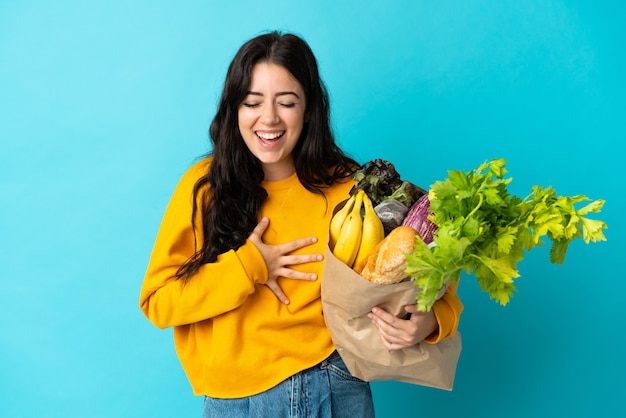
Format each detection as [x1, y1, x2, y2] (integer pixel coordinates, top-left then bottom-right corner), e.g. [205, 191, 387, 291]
[256, 131, 284, 140]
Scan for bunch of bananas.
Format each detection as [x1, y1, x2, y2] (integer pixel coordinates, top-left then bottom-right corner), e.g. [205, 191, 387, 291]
[329, 189, 385, 269]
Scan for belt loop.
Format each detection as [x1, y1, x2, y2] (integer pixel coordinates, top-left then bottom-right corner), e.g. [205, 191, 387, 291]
[320, 350, 335, 369]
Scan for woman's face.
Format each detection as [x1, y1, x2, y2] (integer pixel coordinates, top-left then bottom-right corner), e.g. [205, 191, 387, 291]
[238, 62, 306, 181]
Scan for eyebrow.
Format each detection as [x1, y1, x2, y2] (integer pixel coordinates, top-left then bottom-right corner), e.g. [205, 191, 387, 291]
[245, 91, 300, 99]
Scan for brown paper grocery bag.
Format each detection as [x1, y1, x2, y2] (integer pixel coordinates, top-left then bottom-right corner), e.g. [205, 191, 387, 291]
[321, 246, 461, 390]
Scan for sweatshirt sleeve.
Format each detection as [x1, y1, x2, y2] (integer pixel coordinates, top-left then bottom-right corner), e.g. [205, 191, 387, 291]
[138, 161, 268, 329]
[423, 281, 463, 344]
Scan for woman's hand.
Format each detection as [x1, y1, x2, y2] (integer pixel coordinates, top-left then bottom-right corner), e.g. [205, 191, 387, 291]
[248, 217, 323, 305]
[368, 304, 437, 351]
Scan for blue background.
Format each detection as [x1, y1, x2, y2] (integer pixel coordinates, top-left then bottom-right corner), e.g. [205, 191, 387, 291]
[1, 1, 623, 417]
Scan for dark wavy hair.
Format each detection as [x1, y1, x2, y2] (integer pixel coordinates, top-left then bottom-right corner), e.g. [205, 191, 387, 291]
[176, 31, 359, 281]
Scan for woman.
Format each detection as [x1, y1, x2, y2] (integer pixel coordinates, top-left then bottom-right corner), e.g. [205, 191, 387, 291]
[139, 31, 462, 417]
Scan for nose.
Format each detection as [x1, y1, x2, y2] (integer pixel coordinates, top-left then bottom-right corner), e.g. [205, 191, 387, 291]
[260, 104, 279, 125]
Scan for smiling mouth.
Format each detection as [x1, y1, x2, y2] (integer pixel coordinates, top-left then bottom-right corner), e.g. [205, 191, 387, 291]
[256, 131, 285, 140]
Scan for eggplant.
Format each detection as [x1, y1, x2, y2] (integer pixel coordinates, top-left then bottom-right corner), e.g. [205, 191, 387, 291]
[402, 194, 437, 244]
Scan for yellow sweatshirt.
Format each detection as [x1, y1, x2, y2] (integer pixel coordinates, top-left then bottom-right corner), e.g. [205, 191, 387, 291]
[139, 158, 463, 398]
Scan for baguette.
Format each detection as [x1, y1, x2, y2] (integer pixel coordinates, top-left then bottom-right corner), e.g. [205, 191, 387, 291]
[358, 226, 418, 285]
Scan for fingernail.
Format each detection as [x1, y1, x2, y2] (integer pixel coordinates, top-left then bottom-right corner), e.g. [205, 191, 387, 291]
[310, 274, 317, 280]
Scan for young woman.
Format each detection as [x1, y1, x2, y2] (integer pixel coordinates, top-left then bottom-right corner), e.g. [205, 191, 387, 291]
[139, 31, 463, 417]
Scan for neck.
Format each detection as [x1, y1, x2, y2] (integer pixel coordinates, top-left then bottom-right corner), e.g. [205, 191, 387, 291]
[262, 161, 296, 181]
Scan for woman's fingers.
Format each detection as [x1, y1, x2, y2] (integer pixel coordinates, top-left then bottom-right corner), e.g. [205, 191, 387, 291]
[264, 280, 290, 305]
[369, 308, 412, 340]
[368, 305, 436, 350]
[248, 217, 270, 244]
[280, 236, 319, 254]
[249, 217, 324, 304]
[250, 218, 320, 261]
[368, 317, 407, 350]
[275, 266, 319, 281]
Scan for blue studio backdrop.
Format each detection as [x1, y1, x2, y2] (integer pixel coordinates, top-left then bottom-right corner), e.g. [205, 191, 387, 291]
[1, 1, 623, 417]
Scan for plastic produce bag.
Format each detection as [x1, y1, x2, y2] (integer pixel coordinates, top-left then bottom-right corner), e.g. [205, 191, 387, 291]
[374, 199, 409, 236]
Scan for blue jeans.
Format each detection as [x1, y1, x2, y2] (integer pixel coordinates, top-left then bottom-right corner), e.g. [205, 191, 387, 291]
[202, 351, 375, 418]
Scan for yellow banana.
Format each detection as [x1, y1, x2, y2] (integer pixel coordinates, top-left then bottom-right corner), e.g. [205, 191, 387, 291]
[353, 193, 385, 270]
[329, 192, 357, 249]
[332, 189, 364, 267]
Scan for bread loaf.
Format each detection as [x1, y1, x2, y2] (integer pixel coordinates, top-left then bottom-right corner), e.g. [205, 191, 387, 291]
[359, 226, 418, 285]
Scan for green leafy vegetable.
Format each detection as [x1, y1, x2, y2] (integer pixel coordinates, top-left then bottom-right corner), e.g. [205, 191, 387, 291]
[352, 159, 426, 207]
[405, 158, 607, 311]
[387, 181, 423, 207]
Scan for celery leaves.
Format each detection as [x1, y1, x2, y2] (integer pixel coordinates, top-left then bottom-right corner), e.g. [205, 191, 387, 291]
[405, 158, 607, 311]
